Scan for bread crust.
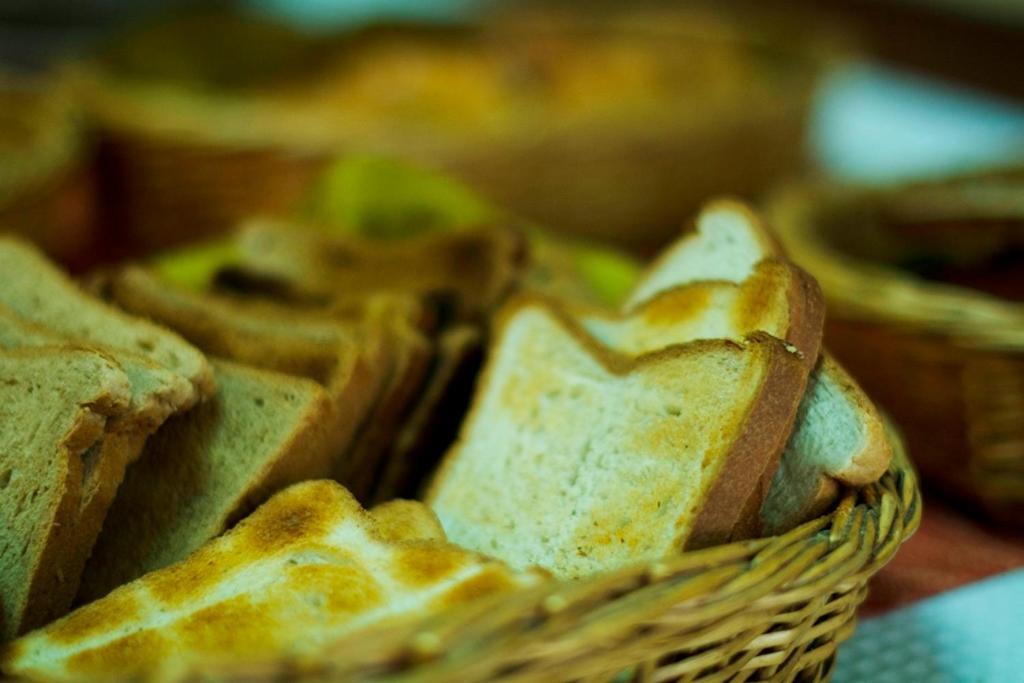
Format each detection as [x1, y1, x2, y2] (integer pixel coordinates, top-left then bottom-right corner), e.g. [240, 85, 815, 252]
[337, 324, 432, 502]
[729, 264, 824, 538]
[0, 238, 214, 401]
[375, 325, 483, 503]
[578, 259, 827, 540]
[686, 332, 810, 548]
[818, 356, 892, 485]
[98, 266, 400, 483]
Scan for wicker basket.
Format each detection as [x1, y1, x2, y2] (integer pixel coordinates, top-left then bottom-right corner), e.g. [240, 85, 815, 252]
[768, 178, 1024, 524]
[0, 74, 96, 269]
[77, 8, 827, 254]
[183, 428, 918, 682]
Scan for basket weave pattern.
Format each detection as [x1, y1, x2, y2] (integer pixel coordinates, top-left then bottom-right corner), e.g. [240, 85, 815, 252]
[771, 183, 1024, 523]
[194, 439, 918, 683]
[97, 133, 328, 251]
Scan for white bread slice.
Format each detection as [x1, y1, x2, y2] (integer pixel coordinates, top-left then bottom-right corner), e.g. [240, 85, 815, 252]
[3, 481, 546, 681]
[762, 356, 891, 534]
[0, 348, 131, 639]
[625, 201, 783, 310]
[427, 297, 808, 578]
[621, 199, 890, 532]
[77, 360, 334, 602]
[0, 237, 213, 401]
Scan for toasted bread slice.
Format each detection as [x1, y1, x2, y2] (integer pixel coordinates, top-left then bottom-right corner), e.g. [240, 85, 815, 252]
[0, 348, 131, 639]
[4, 481, 546, 680]
[621, 200, 824, 365]
[621, 199, 888, 533]
[583, 259, 823, 359]
[624, 200, 783, 310]
[427, 297, 807, 578]
[0, 237, 213, 401]
[77, 360, 333, 602]
[374, 325, 484, 503]
[334, 306, 433, 503]
[234, 219, 525, 319]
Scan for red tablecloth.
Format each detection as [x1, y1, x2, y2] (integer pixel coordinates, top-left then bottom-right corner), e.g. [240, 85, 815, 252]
[863, 494, 1024, 616]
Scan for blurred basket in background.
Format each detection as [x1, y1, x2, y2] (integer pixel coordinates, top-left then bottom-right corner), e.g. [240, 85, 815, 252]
[769, 173, 1024, 525]
[74, 6, 830, 255]
[0, 73, 95, 269]
[190, 427, 918, 682]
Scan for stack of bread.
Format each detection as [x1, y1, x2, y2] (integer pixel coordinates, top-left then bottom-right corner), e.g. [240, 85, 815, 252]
[0, 199, 891, 680]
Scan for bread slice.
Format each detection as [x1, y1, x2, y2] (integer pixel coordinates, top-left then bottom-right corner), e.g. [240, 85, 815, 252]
[334, 311, 433, 503]
[77, 359, 333, 602]
[233, 219, 525, 320]
[762, 355, 891, 534]
[374, 325, 484, 503]
[427, 297, 808, 578]
[582, 259, 823, 360]
[94, 266, 393, 484]
[0, 237, 213, 400]
[0, 348, 131, 639]
[621, 199, 890, 532]
[92, 266, 364, 386]
[624, 200, 783, 310]
[0, 304, 200, 620]
[3, 481, 546, 680]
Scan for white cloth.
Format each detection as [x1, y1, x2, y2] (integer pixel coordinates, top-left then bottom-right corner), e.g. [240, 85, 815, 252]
[834, 569, 1024, 682]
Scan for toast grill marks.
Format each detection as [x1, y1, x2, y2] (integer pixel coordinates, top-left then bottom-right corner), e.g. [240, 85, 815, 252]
[78, 360, 334, 602]
[0, 237, 214, 401]
[233, 219, 526, 321]
[0, 349, 131, 639]
[3, 481, 546, 682]
[427, 299, 807, 579]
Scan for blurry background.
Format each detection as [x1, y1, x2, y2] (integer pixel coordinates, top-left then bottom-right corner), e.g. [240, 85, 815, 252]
[1, 1, 1023, 677]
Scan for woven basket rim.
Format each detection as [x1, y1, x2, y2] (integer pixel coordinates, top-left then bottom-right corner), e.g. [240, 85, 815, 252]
[179, 424, 920, 682]
[73, 12, 822, 153]
[769, 181, 1024, 350]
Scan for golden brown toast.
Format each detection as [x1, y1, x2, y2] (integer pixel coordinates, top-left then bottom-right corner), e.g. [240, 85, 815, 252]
[427, 295, 808, 578]
[3, 481, 546, 680]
